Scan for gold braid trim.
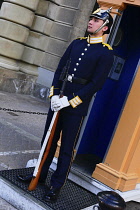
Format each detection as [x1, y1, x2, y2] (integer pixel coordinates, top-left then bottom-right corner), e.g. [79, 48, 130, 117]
[69, 96, 83, 108]
[49, 86, 54, 98]
[49, 86, 59, 98]
[102, 42, 113, 50]
[76, 37, 88, 40]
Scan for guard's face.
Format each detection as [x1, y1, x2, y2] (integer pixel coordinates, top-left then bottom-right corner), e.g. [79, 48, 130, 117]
[87, 17, 106, 36]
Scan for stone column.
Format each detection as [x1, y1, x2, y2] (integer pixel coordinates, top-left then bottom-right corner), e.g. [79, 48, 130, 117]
[0, 0, 39, 70]
[0, 0, 39, 93]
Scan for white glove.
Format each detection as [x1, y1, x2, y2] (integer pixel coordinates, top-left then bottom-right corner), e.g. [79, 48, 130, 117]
[52, 96, 70, 111]
[51, 95, 59, 111]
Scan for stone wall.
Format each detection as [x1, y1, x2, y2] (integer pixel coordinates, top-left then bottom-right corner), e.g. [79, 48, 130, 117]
[0, 0, 96, 96]
[0, 0, 40, 94]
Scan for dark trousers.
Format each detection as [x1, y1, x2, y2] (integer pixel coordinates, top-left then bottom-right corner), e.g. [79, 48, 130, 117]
[40, 108, 84, 189]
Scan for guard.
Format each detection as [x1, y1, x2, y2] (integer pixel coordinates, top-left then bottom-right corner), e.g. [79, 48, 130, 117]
[17, 7, 114, 202]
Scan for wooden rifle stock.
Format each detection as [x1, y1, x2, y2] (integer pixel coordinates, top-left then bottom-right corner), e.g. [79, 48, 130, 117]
[28, 111, 60, 191]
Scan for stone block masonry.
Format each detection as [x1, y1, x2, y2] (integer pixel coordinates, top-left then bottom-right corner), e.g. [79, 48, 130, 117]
[0, 2, 35, 27]
[0, 0, 40, 76]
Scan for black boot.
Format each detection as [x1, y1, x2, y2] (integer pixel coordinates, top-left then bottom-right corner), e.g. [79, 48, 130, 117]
[17, 173, 45, 184]
[43, 186, 61, 202]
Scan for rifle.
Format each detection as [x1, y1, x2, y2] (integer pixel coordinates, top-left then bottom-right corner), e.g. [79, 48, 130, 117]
[28, 59, 71, 191]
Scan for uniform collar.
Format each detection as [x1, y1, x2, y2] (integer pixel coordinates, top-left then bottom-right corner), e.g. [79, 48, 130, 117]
[87, 36, 103, 44]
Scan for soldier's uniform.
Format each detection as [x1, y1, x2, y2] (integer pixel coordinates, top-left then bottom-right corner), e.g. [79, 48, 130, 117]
[17, 7, 114, 201]
[40, 35, 114, 189]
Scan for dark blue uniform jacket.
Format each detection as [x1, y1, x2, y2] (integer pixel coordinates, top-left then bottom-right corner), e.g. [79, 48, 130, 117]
[50, 37, 114, 116]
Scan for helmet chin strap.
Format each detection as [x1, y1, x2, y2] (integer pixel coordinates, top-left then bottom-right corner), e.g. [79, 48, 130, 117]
[90, 19, 109, 35]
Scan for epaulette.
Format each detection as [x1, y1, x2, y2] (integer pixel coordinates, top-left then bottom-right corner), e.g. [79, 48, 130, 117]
[76, 37, 88, 40]
[102, 42, 113, 50]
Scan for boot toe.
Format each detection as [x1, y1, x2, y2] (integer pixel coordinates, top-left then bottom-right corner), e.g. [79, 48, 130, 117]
[17, 173, 46, 184]
[43, 186, 60, 202]
[17, 174, 33, 182]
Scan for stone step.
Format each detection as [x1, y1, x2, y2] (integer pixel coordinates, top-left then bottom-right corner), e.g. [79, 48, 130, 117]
[0, 177, 50, 210]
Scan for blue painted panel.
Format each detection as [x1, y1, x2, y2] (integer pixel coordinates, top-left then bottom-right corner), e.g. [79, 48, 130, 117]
[78, 6, 140, 159]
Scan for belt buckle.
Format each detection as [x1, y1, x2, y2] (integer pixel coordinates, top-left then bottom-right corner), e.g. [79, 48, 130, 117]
[67, 75, 73, 82]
